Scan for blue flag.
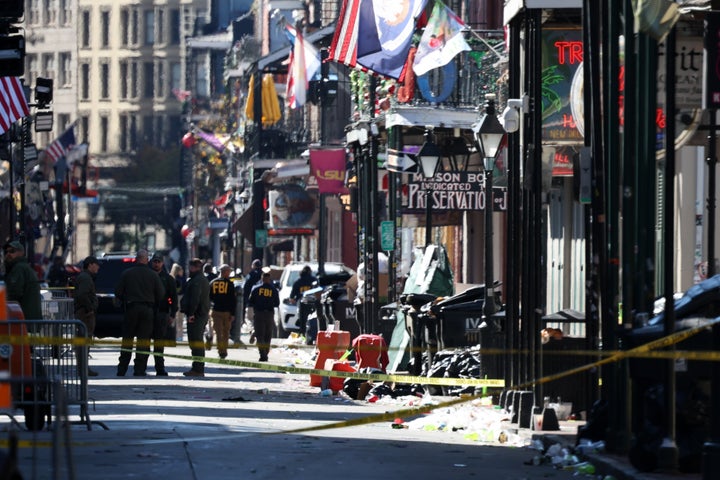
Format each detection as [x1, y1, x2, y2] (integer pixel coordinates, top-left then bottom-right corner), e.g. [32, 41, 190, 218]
[356, 0, 427, 79]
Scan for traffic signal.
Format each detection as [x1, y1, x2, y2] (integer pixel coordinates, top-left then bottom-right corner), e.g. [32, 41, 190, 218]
[0, 34, 24, 76]
[0, 1, 24, 20]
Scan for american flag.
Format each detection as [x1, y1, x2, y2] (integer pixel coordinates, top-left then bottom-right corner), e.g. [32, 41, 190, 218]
[45, 126, 76, 164]
[0, 77, 30, 135]
[285, 24, 320, 109]
[328, 0, 360, 68]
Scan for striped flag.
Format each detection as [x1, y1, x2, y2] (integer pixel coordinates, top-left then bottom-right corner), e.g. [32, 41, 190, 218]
[328, 0, 427, 79]
[45, 126, 76, 164]
[356, 0, 427, 79]
[285, 24, 321, 109]
[0, 77, 30, 135]
[328, 0, 361, 68]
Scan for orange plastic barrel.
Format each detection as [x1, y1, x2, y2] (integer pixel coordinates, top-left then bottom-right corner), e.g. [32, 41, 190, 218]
[324, 360, 357, 392]
[310, 330, 350, 387]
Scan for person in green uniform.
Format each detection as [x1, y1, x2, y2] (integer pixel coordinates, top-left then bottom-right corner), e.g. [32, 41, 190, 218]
[73, 255, 100, 376]
[181, 258, 210, 377]
[3, 241, 42, 323]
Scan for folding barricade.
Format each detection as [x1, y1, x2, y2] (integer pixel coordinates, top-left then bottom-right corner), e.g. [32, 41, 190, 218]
[2, 317, 106, 431]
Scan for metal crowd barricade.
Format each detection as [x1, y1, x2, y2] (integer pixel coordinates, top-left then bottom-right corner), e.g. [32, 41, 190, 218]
[41, 292, 76, 323]
[5, 319, 107, 431]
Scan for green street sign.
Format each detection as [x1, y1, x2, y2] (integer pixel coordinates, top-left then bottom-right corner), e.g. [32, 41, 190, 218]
[380, 221, 394, 251]
[255, 229, 267, 248]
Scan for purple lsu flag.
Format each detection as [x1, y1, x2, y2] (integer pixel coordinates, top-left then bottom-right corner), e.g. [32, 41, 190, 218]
[310, 148, 347, 194]
[356, 0, 427, 79]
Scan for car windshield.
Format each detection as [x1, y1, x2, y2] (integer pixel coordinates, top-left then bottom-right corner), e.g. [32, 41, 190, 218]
[285, 264, 347, 287]
[95, 259, 137, 291]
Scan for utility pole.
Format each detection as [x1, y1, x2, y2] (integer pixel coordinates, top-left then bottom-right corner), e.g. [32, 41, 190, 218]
[703, 6, 720, 479]
[317, 48, 329, 276]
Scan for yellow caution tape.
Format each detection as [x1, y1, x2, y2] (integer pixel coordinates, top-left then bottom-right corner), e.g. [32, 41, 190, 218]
[4, 319, 718, 450]
[147, 349, 506, 387]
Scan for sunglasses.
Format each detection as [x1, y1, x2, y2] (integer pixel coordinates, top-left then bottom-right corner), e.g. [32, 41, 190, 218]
[5, 248, 17, 254]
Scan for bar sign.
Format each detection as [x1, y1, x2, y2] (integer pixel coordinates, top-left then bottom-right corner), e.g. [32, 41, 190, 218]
[704, 11, 720, 109]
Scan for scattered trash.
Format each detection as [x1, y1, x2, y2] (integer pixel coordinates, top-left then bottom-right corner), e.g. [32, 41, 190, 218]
[575, 439, 605, 455]
[319, 389, 333, 397]
[391, 418, 407, 429]
[222, 395, 249, 402]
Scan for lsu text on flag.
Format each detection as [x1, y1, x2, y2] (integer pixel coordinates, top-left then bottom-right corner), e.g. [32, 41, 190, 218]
[285, 24, 321, 109]
[45, 126, 76, 164]
[413, 1, 471, 76]
[0, 77, 30, 135]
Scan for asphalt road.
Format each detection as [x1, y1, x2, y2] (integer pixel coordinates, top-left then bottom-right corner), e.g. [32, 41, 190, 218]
[3, 337, 588, 480]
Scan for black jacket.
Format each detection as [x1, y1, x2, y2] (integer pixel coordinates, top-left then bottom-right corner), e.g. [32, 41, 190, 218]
[181, 270, 210, 318]
[209, 277, 236, 312]
[248, 281, 279, 312]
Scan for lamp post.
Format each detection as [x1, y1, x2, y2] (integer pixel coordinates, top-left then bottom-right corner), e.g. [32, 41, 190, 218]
[473, 94, 506, 320]
[417, 128, 441, 247]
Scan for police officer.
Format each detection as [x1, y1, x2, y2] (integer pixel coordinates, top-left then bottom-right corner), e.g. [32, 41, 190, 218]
[209, 264, 239, 359]
[290, 265, 316, 303]
[73, 256, 100, 376]
[181, 258, 211, 377]
[114, 249, 165, 377]
[248, 269, 279, 362]
[3, 241, 42, 323]
[242, 259, 263, 343]
[150, 252, 178, 376]
[289, 265, 316, 335]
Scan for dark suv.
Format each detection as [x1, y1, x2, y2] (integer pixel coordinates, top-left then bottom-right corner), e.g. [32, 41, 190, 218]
[93, 253, 138, 338]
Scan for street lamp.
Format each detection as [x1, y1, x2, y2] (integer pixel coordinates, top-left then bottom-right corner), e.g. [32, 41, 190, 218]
[473, 94, 506, 319]
[417, 127, 441, 248]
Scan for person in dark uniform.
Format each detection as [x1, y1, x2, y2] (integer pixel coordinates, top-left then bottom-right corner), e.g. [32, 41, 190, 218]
[289, 265, 317, 335]
[47, 255, 69, 288]
[3, 241, 42, 323]
[150, 252, 178, 376]
[73, 256, 100, 376]
[203, 262, 217, 349]
[181, 258, 211, 377]
[242, 259, 263, 342]
[209, 264, 239, 359]
[248, 269, 279, 362]
[114, 249, 165, 377]
[290, 265, 316, 303]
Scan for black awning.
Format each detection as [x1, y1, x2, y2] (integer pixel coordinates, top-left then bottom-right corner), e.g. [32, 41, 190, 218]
[270, 239, 294, 252]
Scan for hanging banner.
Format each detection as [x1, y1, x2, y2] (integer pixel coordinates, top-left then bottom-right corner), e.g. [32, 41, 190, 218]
[267, 184, 318, 235]
[309, 148, 347, 194]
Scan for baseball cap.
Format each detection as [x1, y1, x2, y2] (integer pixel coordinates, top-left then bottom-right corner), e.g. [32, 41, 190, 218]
[151, 252, 164, 262]
[252, 259, 262, 268]
[219, 264, 232, 271]
[261, 266, 272, 274]
[4, 241, 23, 252]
